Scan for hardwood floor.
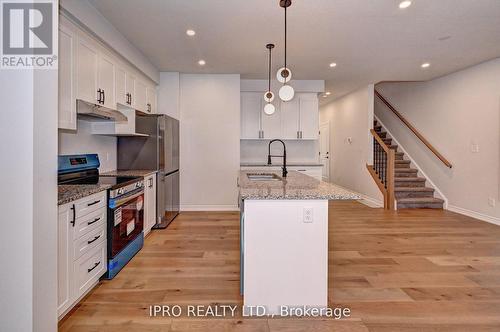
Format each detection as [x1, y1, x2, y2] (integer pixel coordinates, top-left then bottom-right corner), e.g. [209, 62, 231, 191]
[60, 201, 500, 331]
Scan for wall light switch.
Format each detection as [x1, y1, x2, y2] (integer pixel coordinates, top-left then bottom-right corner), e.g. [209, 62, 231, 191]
[303, 207, 313, 223]
[488, 197, 496, 207]
[471, 143, 479, 153]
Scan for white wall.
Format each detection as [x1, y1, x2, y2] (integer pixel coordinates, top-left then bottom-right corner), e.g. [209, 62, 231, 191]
[241, 140, 319, 164]
[158, 72, 180, 119]
[0, 54, 58, 332]
[320, 85, 383, 203]
[59, 120, 117, 172]
[376, 59, 500, 222]
[179, 74, 241, 211]
[60, 0, 159, 83]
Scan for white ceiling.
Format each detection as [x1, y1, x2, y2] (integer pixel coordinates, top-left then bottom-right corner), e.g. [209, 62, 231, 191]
[89, 0, 500, 103]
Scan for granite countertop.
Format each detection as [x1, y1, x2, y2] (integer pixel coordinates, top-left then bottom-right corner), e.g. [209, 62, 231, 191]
[238, 170, 359, 200]
[58, 184, 111, 206]
[100, 169, 158, 177]
[241, 162, 323, 167]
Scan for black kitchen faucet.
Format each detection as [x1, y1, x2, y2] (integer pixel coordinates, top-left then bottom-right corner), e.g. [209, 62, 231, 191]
[267, 139, 288, 178]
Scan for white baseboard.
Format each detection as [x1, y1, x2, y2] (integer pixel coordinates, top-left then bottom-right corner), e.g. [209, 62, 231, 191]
[331, 184, 384, 208]
[180, 205, 239, 212]
[447, 205, 500, 226]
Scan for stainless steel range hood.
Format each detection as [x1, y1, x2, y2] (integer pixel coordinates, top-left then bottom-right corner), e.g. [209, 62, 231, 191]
[77, 99, 128, 122]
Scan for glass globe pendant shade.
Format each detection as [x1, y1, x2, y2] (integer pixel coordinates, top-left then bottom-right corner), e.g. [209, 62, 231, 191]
[276, 67, 292, 83]
[279, 84, 295, 102]
[264, 91, 275, 103]
[263, 103, 276, 115]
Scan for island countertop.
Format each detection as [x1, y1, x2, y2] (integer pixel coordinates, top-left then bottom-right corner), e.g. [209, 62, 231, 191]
[238, 170, 360, 200]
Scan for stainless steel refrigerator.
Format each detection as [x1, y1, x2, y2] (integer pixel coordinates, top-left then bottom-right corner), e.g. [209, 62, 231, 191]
[117, 114, 179, 228]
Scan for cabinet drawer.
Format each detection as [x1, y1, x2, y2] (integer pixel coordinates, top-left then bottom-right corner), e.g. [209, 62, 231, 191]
[74, 224, 106, 260]
[288, 167, 323, 181]
[74, 207, 106, 239]
[75, 243, 107, 297]
[74, 191, 107, 219]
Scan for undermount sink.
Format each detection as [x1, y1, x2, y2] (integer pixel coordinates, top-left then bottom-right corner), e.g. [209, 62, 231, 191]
[247, 173, 281, 181]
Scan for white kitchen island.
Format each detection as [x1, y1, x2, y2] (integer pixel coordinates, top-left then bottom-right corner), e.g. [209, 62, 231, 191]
[238, 170, 359, 316]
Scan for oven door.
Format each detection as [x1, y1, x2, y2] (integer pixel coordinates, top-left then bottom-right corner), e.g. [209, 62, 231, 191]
[108, 190, 144, 258]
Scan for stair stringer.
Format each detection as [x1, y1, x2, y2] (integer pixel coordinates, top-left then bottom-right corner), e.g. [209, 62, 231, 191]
[374, 115, 448, 209]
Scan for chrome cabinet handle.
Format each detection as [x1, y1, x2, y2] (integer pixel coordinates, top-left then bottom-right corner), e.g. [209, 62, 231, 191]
[87, 261, 100, 273]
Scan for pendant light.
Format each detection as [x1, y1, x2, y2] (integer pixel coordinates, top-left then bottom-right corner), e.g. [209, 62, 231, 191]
[278, 0, 294, 102]
[264, 43, 276, 115]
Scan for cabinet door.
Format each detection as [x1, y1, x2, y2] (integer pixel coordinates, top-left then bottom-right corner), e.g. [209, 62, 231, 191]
[135, 80, 147, 112]
[115, 66, 127, 106]
[281, 98, 300, 139]
[299, 93, 319, 139]
[148, 174, 157, 230]
[126, 73, 136, 108]
[57, 205, 73, 316]
[58, 22, 76, 130]
[241, 92, 262, 139]
[75, 33, 98, 105]
[261, 102, 281, 139]
[146, 86, 157, 114]
[98, 53, 116, 109]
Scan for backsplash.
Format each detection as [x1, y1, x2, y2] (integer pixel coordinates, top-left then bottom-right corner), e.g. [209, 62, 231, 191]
[58, 120, 117, 172]
[240, 140, 319, 164]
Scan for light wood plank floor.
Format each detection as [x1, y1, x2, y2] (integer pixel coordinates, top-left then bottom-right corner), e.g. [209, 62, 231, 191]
[60, 201, 500, 331]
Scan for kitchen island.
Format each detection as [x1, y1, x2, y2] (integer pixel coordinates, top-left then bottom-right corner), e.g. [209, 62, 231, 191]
[238, 170, 359, 315]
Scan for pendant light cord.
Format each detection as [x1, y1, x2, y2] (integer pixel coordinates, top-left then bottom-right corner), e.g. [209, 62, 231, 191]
[284, 6, 287, 72]
[268, 47, 272, 93]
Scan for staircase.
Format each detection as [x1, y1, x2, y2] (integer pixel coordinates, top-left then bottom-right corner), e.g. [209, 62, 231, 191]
[374, 120, 444, 209]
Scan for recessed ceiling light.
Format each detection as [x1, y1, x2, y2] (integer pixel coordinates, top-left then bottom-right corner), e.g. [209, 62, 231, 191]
[325, 92, 331, 95]
[399, 1, 412, 9]
[322, 94, 328, 98]
[186, 29, 196, 36]
[329, 62, 337, 68]
[198, 60, 206, 66]
[421, 62, 430, 68]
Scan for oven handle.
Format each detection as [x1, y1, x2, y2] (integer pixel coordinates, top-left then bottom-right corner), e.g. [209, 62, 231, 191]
[111, 190, 144, 208]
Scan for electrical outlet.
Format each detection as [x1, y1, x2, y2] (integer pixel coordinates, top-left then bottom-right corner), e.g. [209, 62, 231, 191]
[488, 197, 496, 207]
[303, 207, 313, 223]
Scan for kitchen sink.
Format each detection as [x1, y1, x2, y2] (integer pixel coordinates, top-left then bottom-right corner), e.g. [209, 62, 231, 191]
[247, 173, 281, 181]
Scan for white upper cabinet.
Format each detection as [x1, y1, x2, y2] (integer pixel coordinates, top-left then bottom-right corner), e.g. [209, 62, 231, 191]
[262, 102, 281, 139]
[75, 32, 98, 105]
[240, 92, 319, 140]
[58, 20, 77, 130]
[126, 73, 136, 108]
[115, 66, 127, 106]
[281, 99, 300, 139]
[60, 16, 158, 130]
[97, 52, 116, 109]
[146, 85, 157, 114]
[298, 93, 319, 139]
[135, 80, 148, 113]
[241, 92, 262, 139]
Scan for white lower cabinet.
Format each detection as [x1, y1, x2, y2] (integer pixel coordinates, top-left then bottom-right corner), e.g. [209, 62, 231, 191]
[144, 174, 157, 236]
[58, 191, 107, 319]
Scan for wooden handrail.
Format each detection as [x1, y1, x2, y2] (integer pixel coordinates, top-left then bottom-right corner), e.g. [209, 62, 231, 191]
[374, 89, 452, 169]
